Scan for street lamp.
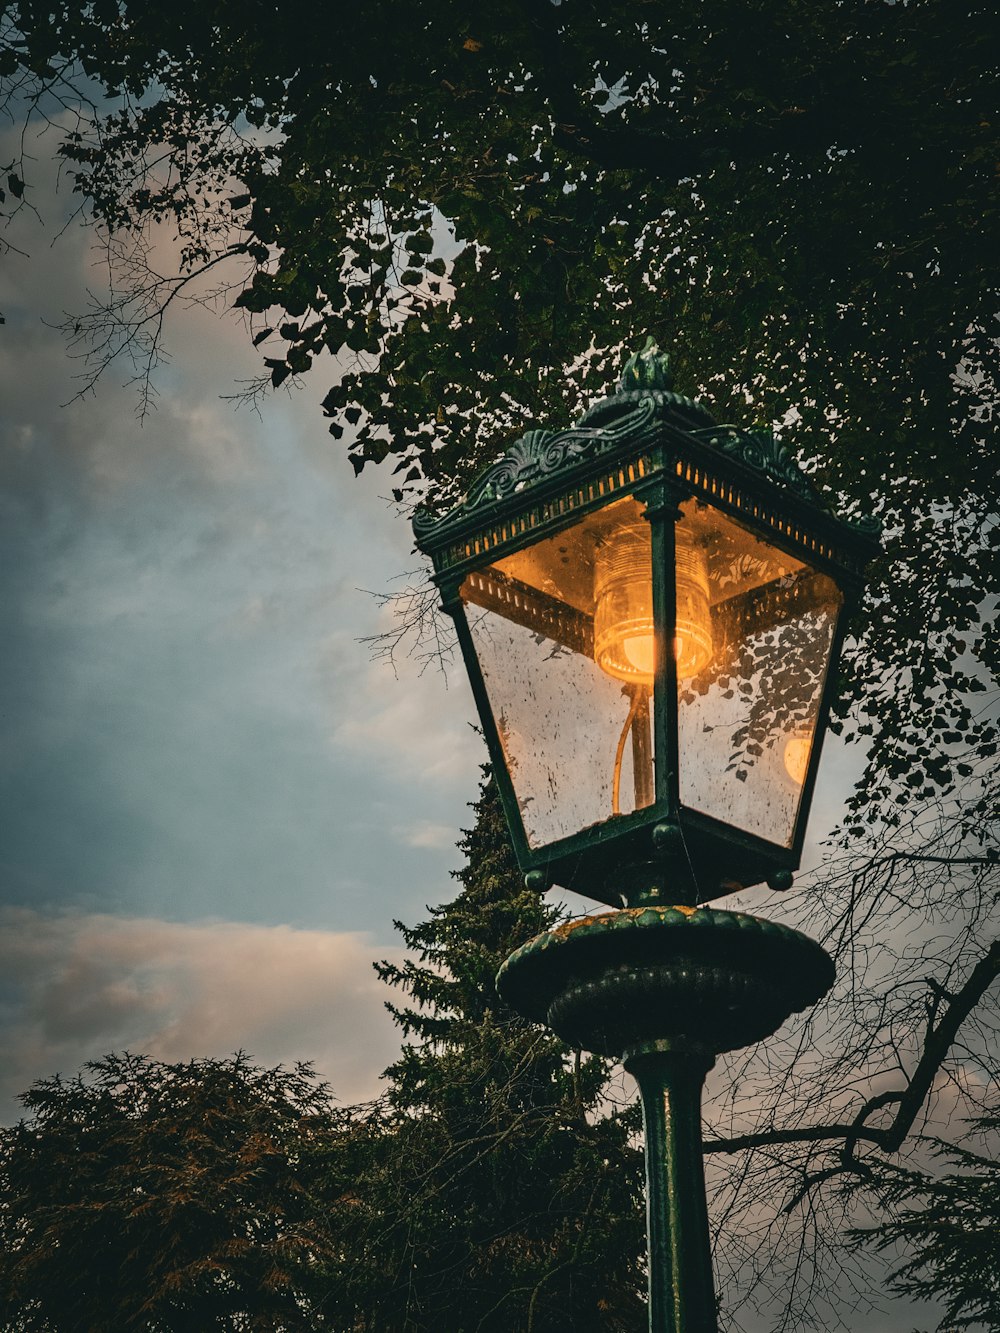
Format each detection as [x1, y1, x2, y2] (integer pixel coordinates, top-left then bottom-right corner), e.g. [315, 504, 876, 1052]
[412, 341, 878, 1332]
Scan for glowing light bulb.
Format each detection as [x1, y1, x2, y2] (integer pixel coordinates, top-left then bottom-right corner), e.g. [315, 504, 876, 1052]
[594, 522, 656, 683]
[594, 521, 714, 683]
[623, 632, 656, 678]
[783, 730, 812, 786]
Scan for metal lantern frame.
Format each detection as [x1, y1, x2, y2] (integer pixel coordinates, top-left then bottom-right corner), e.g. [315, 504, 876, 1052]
[414, 347, 879, 910]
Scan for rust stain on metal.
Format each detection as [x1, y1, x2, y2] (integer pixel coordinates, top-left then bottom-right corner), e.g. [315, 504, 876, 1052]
[551, 914, 613, 940]
[551, 904, 700, 942]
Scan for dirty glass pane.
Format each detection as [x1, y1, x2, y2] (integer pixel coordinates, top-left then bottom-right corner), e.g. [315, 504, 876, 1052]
[675, 501, 842, 848]
[461, 496, 655, 849]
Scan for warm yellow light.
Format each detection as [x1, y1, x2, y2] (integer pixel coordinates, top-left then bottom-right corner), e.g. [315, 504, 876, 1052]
[674, 528, 713, 678]
[594, 521, 656, 683]
[623, 632, 656, 678]
[593, 521, 713, 683]
[783, 730, 812, 786]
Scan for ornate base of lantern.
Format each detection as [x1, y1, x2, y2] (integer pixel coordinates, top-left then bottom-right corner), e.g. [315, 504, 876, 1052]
[496, 907, 834, 1333]
[496, 905, 834, 1057]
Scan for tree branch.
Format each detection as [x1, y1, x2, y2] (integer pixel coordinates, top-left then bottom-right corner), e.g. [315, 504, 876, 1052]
[704, 938, 1000, 1159]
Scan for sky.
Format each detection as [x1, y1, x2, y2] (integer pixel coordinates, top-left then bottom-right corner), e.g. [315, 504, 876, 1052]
[0, 114, 495, 1120]
[0, 113, 951, 1333]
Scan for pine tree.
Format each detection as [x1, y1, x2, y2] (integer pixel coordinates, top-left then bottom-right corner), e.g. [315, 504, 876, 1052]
[322, 768, 645, 1331]
[860, 1117, 1000, 1331]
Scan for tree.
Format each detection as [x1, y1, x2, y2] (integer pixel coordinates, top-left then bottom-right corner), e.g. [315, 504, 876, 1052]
[697, 842, 1000, 1327]
[2, 0, 994, 830]
[2, 2, 998, 1323]
[0, 780, 645, 1332]
[0, 1052, 340, 1331]
[318, 769, 645, 1330]
[859, 1114, 1000, 1331]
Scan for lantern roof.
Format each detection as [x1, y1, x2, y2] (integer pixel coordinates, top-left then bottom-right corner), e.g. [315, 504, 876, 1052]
[413, 340, 880, 586]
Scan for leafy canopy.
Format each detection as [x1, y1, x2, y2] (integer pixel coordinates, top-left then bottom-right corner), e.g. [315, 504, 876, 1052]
[0, 1053, 340, 1331]
[2, 0, 997, 840]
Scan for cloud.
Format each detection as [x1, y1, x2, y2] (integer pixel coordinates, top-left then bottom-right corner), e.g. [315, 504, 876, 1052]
[393, 820, 460, 850]
[0, 111, 482, 937]
[328, 645, 482, 784]
[0, 907, 405, 1122]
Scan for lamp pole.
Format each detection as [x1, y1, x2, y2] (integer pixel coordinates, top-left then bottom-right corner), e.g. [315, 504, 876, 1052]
[413, 340, 877, 1332]
[496, 902, 835, 1333]
[626, 1042, 716, 1332]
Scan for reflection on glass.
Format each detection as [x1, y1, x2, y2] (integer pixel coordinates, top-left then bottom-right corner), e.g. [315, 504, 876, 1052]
[460, 489, 840, 854]
[676, 500, 842, 848]
[783, 728, 813, 787]
[460, 496, 655, 848]
[674, 526, 714, 677]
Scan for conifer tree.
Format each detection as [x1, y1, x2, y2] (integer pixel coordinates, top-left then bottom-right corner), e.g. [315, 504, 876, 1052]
[859, 1116, 1000, 1331]
[322, 768, 645, 1331]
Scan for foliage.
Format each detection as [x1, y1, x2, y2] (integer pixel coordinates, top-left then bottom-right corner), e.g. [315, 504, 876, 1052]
[0, 1052, 340, 1331]
[2, 0, 997, 841]
[0, 780, 645, 1332]
[859, 1117, 1000, 1331]
[2, 2, 999, 1324]
[319, 768, 645, 1330]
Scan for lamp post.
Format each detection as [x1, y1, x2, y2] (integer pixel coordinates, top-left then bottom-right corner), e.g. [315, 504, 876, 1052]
[412, 341, 878, 1332]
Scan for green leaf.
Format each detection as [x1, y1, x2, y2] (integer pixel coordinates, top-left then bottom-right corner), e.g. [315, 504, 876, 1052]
[264, 358, 291, 388]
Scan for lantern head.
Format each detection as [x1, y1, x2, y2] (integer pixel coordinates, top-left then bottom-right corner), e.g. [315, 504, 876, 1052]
[413, 343, 879, 908]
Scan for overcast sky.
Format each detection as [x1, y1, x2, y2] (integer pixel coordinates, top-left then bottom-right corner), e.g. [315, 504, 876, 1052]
[0, 112, 952, 1333]
[0, 113, 500, 1121]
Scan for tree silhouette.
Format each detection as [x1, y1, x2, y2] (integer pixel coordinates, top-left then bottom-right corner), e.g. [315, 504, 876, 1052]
[2, 3, 998, 1323]
[320, 768, 645, 1330]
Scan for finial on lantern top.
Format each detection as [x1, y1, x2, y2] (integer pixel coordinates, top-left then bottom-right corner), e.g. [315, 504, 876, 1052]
[619, 337, 674, 393]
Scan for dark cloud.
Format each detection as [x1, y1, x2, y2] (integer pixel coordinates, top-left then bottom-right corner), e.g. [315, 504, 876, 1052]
[0, 907, 404, 1121]
[0, 118, 483, 937]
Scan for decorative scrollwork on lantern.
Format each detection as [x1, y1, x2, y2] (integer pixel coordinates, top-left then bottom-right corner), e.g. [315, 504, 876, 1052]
[413, 400, 661, 539]
[690, 426, 821, 503]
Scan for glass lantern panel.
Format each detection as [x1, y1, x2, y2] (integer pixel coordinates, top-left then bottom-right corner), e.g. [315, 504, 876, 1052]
[675, 500, 843, 848]
[460, 495, 656, 849]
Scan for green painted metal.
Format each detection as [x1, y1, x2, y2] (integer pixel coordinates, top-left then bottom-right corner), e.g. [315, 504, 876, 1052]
[496, 904, 836, 1053]
[414, 343, 878, 589]
[625, 1043, 718, 1333]
[413, 341, 880, 907]
[408, 340, 878, 1327]
[634, 471, 685, 813]
[496, 905, 836, 1333]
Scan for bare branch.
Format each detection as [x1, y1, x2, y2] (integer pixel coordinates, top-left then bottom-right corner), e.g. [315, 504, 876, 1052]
[705, 937, 1000, 1162]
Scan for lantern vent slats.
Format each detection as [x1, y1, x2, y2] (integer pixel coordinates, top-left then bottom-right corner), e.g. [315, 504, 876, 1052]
[438, 454, 655, 573]
[671, 456, 862, 574]
[447, 447, 864, 580]
[463, 566, 595, 658]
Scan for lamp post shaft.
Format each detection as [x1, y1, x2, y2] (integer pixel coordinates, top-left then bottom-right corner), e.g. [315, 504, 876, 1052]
[626, 1044, 718, 1333]
[498, 909, 836, 1332]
